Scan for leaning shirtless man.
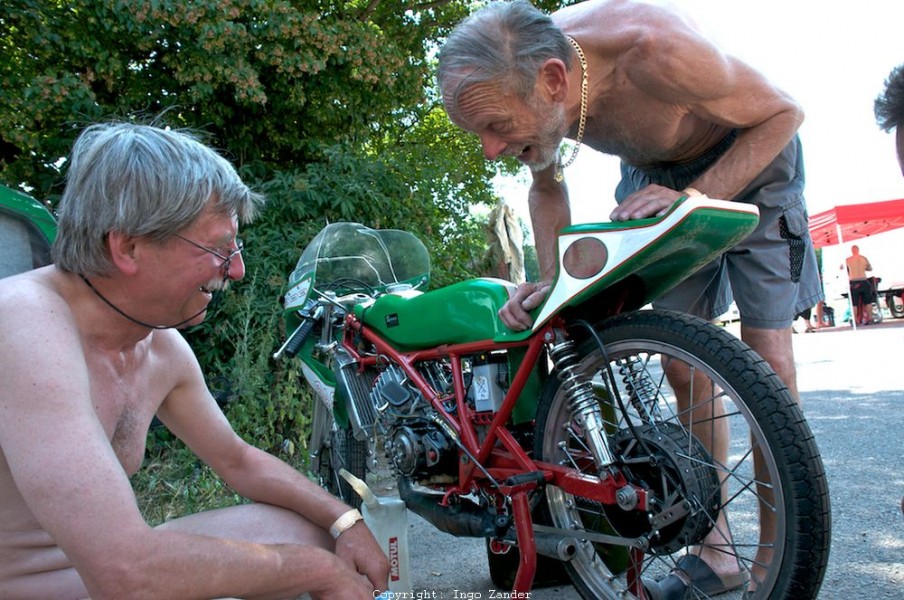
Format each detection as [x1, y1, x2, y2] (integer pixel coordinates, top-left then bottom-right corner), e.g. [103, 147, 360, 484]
[438, 1, 824, 597]
[0, 122, 388, 599]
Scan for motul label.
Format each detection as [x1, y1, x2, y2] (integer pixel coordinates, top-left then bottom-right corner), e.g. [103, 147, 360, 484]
[388, 536, 400, 581]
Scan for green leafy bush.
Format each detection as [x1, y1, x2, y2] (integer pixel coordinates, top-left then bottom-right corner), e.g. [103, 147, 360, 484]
[2, 0, 541, 519]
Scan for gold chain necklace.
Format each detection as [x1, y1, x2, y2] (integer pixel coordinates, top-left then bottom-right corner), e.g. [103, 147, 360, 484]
[555, 36, 588, 183]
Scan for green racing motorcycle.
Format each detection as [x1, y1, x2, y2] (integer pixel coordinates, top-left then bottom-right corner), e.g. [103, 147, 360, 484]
[275, 196, 830, 599]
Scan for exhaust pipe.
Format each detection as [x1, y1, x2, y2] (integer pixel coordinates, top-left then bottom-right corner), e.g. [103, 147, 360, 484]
[397, 478, 577, 563]
[398, 477, 506, 538]
[534, 533, 578, 561]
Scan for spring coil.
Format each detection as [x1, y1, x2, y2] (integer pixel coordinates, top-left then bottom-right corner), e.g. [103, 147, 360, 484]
[548, 338, 599, 417]
[618, 355, 659, 420]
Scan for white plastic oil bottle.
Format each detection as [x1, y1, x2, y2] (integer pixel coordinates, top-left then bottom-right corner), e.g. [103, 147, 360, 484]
[340, 469, 411, 593]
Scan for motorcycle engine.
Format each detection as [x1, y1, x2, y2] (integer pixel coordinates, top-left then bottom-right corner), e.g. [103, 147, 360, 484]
[370, 363, 457, 478]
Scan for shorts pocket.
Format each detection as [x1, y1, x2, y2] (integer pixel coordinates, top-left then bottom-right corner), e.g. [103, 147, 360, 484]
[779, 200, 808, 283]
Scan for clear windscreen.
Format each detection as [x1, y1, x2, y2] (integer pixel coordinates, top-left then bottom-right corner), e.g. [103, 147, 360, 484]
[284, 222, 430, 310]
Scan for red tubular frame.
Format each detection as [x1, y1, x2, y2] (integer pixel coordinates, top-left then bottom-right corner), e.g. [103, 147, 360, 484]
[343, 315, 647, 592]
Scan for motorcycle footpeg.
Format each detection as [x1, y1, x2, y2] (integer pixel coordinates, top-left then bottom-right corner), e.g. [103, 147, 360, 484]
[503, 470, 547, 489]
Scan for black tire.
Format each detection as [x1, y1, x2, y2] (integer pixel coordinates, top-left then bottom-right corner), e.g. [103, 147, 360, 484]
[887, 291, 904, 318]
[310, 398, 367, 509]
[534, 310, 831, 599]
[486, 537, 571, 590]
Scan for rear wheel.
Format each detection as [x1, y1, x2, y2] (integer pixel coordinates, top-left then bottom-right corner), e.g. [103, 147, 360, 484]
[534, 310, 831, 599]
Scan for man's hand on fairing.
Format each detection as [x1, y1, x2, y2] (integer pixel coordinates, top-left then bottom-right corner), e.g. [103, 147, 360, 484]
[609, 184, 689, 221]
[498, 281, 552, 331]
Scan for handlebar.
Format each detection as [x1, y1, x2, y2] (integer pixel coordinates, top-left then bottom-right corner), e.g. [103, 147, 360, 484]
[272, 308, 321, 360]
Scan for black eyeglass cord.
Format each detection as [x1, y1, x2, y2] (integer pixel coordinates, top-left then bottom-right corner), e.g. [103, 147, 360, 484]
[79, 274, 210, 330]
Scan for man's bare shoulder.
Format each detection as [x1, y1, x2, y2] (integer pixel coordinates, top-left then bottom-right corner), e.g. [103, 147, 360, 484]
[554, 0, 696, 42]
[0, 267, 191, 367]
[554, 0, 721, 98]
[0, 267, 76, 334]
[0, 265, 68, 302]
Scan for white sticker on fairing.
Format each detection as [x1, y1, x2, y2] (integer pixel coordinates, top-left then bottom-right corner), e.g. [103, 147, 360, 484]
[285, 277, 312, 309]
[300, 362, 335, 410]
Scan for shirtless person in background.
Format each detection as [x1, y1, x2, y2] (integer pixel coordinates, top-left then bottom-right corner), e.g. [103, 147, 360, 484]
[0, 122, 388, 599]
[844, 244, 874, 325]
[438, 1, 824, 597]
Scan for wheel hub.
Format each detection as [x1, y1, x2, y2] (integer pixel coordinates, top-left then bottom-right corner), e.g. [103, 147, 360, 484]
[606, 422, 722, 554]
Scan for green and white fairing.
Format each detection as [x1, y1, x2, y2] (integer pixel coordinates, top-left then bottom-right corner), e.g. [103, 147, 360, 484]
[531, 197, 759, 329]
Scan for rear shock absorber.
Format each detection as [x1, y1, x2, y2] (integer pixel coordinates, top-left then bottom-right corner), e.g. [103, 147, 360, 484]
[548, 334, 616, 470]
[617, 355, 662, 423]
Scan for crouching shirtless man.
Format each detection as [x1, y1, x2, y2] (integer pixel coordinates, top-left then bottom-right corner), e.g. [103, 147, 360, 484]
[0, 122, 388, 599]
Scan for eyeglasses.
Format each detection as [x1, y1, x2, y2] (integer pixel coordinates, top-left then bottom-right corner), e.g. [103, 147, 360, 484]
[173, 233, 244, 274]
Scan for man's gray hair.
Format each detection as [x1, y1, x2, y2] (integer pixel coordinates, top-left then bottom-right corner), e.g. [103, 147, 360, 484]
[52, 122, 265, 276]
[437, 0, 572, 110]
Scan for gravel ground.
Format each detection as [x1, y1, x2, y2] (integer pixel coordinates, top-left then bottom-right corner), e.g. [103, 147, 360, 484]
[370, 319, 904, 599]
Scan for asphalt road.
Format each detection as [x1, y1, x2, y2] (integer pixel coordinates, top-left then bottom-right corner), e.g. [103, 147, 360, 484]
[372, 319, 904, 599]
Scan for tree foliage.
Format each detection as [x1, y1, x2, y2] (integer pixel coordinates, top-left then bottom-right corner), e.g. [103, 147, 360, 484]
[2, 0, 475, 185]
[0, 0, 547, 453]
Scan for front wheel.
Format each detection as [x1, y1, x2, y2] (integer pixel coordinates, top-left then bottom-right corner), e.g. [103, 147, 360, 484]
[535, 310, 831, 599]
[309, 395, 367, 509]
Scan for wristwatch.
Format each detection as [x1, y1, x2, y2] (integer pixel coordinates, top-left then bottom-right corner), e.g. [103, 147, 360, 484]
[329, 508, 364, 539]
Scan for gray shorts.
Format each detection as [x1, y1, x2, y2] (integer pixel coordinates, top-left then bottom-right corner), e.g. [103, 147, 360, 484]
[615, 132, 824, 329]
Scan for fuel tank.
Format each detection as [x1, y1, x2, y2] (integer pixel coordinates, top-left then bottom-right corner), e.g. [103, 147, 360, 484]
[356, 278, 516, 349]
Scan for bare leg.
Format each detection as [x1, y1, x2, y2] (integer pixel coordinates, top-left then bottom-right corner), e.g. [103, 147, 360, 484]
[663, 360, 740, 580]
[740, 325, 798, 400]
[156, 502, 333, 549]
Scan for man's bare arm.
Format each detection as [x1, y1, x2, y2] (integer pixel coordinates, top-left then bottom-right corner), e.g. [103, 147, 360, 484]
[496, 164, 569, 331]
[0, 282, 375, 600]
[156, 362, 389, 590]
[609, 6, 803, 220]
[528, 162, 572, 280]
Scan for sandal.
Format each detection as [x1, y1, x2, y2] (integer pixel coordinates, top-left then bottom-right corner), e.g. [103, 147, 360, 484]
[644, 554, 749, 600]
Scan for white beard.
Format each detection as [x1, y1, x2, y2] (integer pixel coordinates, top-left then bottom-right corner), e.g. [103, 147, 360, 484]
[526, 100, 568, 173]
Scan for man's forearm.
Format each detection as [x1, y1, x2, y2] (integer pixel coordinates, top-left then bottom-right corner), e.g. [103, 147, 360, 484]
[691, 108, 803, 200]
[529, 172, 572, 280]
[217, 444, 352, 531]
[72, 524, 344, 600]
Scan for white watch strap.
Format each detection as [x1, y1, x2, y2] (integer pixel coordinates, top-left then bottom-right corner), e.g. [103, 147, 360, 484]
[329, 508, 364, 539]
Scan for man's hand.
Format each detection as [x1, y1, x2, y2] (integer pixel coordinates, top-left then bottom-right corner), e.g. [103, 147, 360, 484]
[304, 545, 385, 600]
[610, 184, 686, 221]
[498, 281, 552, 331]
[335, 521, 390, 593]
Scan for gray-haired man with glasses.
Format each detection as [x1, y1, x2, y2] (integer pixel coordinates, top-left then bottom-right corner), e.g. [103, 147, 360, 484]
[0, 122, 389, 598]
